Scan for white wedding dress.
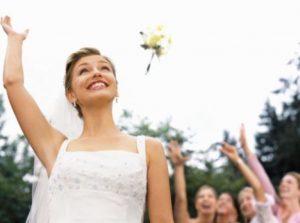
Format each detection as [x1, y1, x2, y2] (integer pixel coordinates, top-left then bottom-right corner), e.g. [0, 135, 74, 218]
[47, 135, 147, 223]
[26, 97, 148, 223]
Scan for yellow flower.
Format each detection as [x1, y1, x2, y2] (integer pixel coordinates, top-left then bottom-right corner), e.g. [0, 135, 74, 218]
[140, 25, 172, 74]
[156, 25, 164, 32]
[167, 36, 172, 45]
[146, 34, 163, 48]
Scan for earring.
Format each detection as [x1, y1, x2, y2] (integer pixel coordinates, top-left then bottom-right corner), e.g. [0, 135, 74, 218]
[72, 102, 77, 108]
[115, 96, 119, 103]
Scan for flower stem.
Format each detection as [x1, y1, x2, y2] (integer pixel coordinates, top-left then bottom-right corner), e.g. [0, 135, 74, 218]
[145, 51, 155, 75]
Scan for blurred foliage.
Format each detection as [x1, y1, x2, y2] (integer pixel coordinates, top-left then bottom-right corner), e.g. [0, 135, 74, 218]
[256, 56, 300, 185]
[0, 96, 33, 223]
[118, 109, 189, 144]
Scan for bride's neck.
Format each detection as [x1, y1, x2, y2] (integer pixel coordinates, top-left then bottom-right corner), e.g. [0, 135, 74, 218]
[81, 105, 119, 137]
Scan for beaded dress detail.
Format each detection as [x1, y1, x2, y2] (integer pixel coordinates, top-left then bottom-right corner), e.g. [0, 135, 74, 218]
[48, 136, 147, 223]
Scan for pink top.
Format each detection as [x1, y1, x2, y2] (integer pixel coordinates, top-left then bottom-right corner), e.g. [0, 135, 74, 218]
[247, 154, 300, 223]
[288, 213, 300, 222]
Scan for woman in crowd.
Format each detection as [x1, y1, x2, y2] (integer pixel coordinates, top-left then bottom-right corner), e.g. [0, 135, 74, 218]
[220, 130, 278, 222]
[169, 140, 241, 223]
[169, 140, 217, 223]
[240, 125, 300, 222]
[215, 192, 241, 223]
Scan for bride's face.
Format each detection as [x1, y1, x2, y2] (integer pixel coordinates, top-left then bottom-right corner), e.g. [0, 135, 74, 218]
[67, 55, 118, 107]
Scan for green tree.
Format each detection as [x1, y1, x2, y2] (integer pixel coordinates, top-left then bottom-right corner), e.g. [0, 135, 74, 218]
[0, 95, 33, 223]
[255, 56, 300, 185]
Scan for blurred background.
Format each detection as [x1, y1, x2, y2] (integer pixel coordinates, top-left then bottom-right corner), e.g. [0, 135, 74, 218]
[1, 0, 300, 222]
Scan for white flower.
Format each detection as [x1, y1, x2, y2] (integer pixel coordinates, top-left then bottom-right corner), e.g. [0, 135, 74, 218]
[140, 25, 172, 74]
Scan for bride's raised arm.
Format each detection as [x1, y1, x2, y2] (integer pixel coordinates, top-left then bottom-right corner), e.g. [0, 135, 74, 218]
[1, 16, 65, 174]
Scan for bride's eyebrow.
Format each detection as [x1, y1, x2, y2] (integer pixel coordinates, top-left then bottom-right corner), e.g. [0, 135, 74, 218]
[77, 62, 89, 69]
[97, 60, 110, 66]
[97, 61, 114, 70]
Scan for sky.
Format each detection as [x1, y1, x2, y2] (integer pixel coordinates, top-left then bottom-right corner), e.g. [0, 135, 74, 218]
[1, 0, 300, 156]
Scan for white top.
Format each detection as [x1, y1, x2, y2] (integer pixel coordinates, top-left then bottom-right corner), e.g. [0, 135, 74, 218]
[251, 194, 279, 223]
[48, 136, 147, 223]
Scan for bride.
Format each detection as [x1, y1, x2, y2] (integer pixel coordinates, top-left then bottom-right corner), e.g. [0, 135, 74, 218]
[1, 16, 174, 223]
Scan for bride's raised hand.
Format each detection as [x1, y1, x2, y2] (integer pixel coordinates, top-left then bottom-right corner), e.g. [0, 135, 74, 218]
[1, 16, 29, 40]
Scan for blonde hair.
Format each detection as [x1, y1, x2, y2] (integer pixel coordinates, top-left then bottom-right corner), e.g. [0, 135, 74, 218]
[238, 186, 253, 202]
[285, 171, 300, 189]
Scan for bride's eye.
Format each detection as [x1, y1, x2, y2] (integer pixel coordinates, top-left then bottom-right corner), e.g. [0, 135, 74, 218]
[100, 66, 111, 71]
[79, 68, 89, 75]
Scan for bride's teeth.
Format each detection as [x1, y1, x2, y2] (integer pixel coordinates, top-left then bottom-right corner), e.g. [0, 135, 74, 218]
[90, 82, 105, 90]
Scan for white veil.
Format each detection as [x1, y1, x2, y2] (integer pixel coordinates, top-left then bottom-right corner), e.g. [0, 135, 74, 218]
[26, 93, 83, 223]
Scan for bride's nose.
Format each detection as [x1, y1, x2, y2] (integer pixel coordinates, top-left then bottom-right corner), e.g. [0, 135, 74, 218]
[92, 67, 103, 78]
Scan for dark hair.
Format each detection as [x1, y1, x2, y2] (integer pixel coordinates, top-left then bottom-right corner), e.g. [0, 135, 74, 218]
[219, 192, 242, 222]
[195, 185, 218, 200]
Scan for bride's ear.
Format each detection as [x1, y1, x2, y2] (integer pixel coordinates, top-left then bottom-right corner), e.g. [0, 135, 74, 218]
[65, 90, 77, 104]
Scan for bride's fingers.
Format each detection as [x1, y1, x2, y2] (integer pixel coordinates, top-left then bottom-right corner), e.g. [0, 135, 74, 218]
[3, 16, 9, 25]
[5, 16, 11, 26]
[1, 16, 10, 29]
[1, 16, 12, 30]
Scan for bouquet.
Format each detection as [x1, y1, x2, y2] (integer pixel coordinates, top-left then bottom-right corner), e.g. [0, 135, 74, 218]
[140, 25, 172, 74]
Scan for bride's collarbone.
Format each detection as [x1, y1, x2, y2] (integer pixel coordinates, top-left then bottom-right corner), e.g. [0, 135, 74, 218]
[67, 136, 137, 153]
